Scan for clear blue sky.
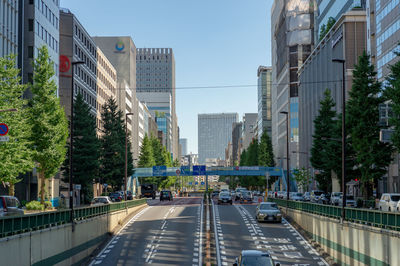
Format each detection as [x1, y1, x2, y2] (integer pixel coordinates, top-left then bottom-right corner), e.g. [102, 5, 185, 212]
[61, 0, 273, 154]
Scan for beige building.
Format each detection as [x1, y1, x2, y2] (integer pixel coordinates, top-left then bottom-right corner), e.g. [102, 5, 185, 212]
[96, 47, 117, 135]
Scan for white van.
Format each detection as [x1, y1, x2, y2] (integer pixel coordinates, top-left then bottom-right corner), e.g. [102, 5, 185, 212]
[378, 193, 400, 212]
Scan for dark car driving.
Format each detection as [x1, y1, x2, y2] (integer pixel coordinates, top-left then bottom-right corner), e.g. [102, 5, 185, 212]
[240, 191, 253, 203]
[218, 192, 232, 205]
[160, 190, 173, 201]
[234, 250, 280, 266]
[109, 192, 122, 202]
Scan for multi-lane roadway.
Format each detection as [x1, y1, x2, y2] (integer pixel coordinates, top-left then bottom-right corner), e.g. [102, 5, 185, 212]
[89, 195, 328, 266]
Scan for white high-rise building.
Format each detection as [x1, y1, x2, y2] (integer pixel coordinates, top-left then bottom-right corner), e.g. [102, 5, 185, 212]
[198, 113, 239, 164]
[136, 48, 179, 159]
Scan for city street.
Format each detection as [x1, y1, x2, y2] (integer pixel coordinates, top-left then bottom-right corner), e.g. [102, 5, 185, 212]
[213, 197, 328, 266]
[89, 197, 203, 266]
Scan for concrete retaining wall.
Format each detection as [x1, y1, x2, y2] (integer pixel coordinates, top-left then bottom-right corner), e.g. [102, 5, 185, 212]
[286, 208, 400, 265]
[0, 204, 147, 266]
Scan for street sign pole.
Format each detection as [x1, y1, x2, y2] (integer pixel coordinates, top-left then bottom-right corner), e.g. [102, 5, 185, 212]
[206, 174, 208, 192]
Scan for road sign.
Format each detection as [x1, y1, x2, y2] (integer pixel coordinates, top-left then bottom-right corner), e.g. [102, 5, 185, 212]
[0, 136, 9, 142]
[180, 166, 190, 175]
[176, 169, 181, 176]
[201, 181, 205, 185]
[189, 182, 193, 185]
[193, 165, 206, 175]
[153, 166, 167, 176]
[195, 181, 198, 185]
[0, 123, 9, 136]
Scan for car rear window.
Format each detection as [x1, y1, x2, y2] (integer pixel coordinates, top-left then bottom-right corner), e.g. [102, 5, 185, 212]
[241, 256, 273, 265]
[162, 191, 170, 196]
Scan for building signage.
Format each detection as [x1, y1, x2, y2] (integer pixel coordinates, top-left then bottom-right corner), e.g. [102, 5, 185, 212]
[153, 166, 167, 176]
[238, 166, 260, 171]
[193, 165, 206, 175]
[115, 41, 126, 53]
[59, 55, 71, 73]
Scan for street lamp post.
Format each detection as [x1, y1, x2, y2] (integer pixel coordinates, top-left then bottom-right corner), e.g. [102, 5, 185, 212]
[332, 58, 346, 221]
[125, 113, 134, 202]
[280, 111, 290, 202]
[69, 60, 84, 231]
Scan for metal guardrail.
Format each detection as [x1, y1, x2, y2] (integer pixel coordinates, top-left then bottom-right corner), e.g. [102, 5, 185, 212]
[269, 198, 400, 232]
[0, 199, 147, 238]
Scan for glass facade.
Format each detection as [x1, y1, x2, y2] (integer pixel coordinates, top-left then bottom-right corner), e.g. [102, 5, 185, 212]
[257, 66, 272, 140]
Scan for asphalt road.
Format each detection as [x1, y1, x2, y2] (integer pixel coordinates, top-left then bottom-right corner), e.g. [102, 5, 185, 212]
[89, 197, 203, 266]
[213, 197, 329, 266]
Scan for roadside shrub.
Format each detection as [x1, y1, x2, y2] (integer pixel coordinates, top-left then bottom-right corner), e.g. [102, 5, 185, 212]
[26, 201, 45, 211]
[20, 200, 27, 207]
[44, 201, 52, 209]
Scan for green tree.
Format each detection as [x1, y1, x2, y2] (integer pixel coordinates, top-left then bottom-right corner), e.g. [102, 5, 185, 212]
[347, 51, 393, 199]
[246, 139, 259, 166]
[310, 89, 337, 192]
[62, 94, 100, 203]
[29, 46, 69, 203]
[385, 50, 400, 149]
[293, 168, 312, 192]
[0, 55, 35, 195]
[100, 98, 133, 190]
[150, 135, 165, 166]
[239, 149, 247, 166]
[138, 134, 155, 167]
[319, 17, 336, 41]
[258, 131, 275, 166]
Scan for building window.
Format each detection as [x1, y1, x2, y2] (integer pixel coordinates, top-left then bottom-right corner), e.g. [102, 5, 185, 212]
[29, 0, 34, 4]
[28, 46, 34, 58]
[28, 19, 34, 32]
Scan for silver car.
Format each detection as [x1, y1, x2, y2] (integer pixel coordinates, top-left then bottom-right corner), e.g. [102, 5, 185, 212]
[330, 192, 343, 205]
[0, 196, 24, 217]
[256, 202, 282, 222]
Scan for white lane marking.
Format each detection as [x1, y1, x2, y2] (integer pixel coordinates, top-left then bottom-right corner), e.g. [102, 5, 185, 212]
[88, 206, 151, 266]
[199, 200, 204, 266]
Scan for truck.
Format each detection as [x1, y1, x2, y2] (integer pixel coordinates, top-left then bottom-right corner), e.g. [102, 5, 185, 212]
[140, 184, 157, 199]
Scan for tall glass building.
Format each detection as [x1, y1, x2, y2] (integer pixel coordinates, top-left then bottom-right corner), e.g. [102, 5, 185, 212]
[198, 113, 239, 164]
[257, 66, 272, 140]
[0, 0, 19, 59]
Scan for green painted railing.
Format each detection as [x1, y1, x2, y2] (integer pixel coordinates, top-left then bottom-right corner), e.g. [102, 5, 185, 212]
[0, 198, 147, 238]
[269, 198, 400, 232]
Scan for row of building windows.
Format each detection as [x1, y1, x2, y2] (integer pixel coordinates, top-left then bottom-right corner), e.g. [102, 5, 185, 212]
[75, 66, 96, 92]
[377, 46, 399, 78]
[376, 18, 400, 56]
[376, 0, 398, 31]
[74, 84, 96, 109]
[137, 55, 169, 60]
[0, 0, 18, 44]
[74, 43, 96, 74]
[74, 24, 96, 58]
[33, 0, 59, 30]
[98, 55, 116, 81]
[33, 20, 58, 53]
[97, 70, 115, 94]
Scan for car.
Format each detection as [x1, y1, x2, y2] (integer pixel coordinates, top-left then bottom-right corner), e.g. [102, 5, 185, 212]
[318, 193, 331, 204]
[339, 195, 357, 208]
[91, 196, 112, 206]
[126, 191, 133, 200]
[330, 192, 343, 205]
[220, 188, 229, 193]
[256, 202, 282, 223]
[379, 193, 400, 212]
[396, 200, 400, 212]
[310, 190, 324, 202]
[218, 192, 232, 204]
[240, 191, 253, 203]
[233, 250, 280, 266]
[109, 192, 122, 202]
[212, 190, 220, 197]
[0, 196, 24, 217]
[235, 187, 247, 201]
[303, 192, 311, 201]
[290, 192, 304, 201]
[160, 190, 173, 201]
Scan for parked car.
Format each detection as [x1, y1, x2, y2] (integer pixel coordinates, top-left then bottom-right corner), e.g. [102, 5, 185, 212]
[218, 192, 232, 205]
[277, 191, 286, 199]
[126, 191, 133, 200]
[0, 196, 24, 217]
[256, 202, 282, 223]
[330, 192, 343, 206]
[160, 190, 173, 201]
[240, 191, 253, 203]
[234, 250, 280, 266]
[109, 192, 122, 202]
[339, 195, 357, 208]
[290, 192, 304, 201]
[318, 193, 331, 205]
[379, 193, 400, 212]
[91, 196, 112, 206]
[303, 192, 311, 201]
[310, 190, 324, 203]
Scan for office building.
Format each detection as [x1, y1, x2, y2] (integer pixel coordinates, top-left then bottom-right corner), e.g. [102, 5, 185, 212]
[232, 122, 243, 165]
[315, 0, 366, 41]
[21, 0, 60, 93]
[257, 66, 272, 139]
[242, 113, 258, 150]
[136, 48, 179, 159]
[1, 0, 19, 59]
[59, 9, 97, 118]
[179, 138, 188, 156]
[198, 113, 238, 164]
[298, 10, 366, 175]
[96, 47, 117, 135]
[93, 36, 139, 159]
[271, 0, 314, 170]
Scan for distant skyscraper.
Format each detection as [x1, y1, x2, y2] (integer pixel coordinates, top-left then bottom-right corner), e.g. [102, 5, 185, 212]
[257, 66, 272, 140]
[198, 113, 239, 164]
[242, 113, 258, 150]
[179, 138, 188, 156]
[232, 122, 243, 165]
[136, 48, 179, 159]
[271, 0, 314, 170]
